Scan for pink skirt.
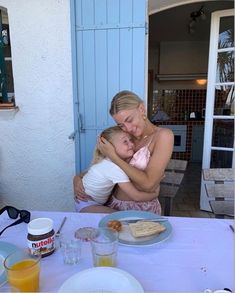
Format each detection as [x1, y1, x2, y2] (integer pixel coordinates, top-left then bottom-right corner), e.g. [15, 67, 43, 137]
[106, 195, 162, 215]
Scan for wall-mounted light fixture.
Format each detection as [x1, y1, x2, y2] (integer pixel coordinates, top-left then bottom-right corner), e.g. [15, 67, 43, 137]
[188, 6, 206, 34]
[196, 79, 207, 85]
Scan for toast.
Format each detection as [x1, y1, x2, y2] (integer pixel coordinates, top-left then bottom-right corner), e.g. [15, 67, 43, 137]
[129, 221, 166, 238]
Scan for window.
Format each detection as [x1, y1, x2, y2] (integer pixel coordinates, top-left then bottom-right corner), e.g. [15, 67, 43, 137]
[0, 8, 15, 108]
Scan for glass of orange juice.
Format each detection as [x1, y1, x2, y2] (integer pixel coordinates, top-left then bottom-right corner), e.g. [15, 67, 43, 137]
[90, 228, 118, 267]
[4, 249, 41, 292]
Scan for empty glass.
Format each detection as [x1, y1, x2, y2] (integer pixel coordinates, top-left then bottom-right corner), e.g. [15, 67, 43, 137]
[60, 234, 81, 265]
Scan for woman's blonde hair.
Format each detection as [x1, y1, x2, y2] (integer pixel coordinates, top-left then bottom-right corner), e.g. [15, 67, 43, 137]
[91, 126, 124, 165]
[109, 90, 143, 116]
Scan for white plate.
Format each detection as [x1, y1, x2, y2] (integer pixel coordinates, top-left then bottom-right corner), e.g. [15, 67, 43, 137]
[0, 241, 21, 287]
[99, 210, 172, 246]
[58, 267, 144, 293]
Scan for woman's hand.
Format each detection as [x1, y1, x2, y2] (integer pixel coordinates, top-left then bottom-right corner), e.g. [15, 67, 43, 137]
[73, 175, 89, 202]
[97, 136, 117, 160]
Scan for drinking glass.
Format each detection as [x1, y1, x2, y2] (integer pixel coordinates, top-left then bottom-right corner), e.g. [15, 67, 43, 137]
[90, 228, 118, 267]
[60, 234, 81, 265]
[4, 249, 41, 292]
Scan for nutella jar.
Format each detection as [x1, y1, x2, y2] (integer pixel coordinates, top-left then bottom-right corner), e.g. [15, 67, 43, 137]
[27, 218, 55, 258]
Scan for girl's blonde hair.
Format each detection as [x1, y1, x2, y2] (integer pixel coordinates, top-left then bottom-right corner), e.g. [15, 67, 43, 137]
[109, 90, 143, 116]
[91, 126, 124, 165]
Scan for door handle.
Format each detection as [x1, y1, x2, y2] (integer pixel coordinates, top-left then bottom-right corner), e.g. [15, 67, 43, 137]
[68, 131, 76, 140]
[78, 113, 85, 133]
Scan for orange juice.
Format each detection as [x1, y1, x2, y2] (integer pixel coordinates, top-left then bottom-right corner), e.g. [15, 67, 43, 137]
[96, 256, 115, 267]
[7, 259, 40, 292]
[93, 251, 117, 267]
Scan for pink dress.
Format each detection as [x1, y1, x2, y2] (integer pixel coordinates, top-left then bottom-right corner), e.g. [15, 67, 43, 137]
[106, 140, 162, 215]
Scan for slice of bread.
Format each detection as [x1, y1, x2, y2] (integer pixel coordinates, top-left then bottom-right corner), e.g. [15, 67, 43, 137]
[129, 221, 166, 238]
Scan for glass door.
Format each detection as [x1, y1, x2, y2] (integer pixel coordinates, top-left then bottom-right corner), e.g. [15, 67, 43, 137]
[200, 9, 234, 211]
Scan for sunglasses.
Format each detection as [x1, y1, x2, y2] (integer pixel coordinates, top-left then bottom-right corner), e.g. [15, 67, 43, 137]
[0, 206, 31, 236]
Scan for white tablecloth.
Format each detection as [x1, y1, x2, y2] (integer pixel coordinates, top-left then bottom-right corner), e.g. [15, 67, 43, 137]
[0, 211, 234, 293]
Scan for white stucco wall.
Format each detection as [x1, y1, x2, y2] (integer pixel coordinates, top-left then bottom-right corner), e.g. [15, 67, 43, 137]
[0, 0, 75, 211]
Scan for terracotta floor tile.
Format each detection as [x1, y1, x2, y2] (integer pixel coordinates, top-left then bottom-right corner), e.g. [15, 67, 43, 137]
[171, 211, 192, 217]
[190, 211, 212, 218]
[169, 162, 204, 217]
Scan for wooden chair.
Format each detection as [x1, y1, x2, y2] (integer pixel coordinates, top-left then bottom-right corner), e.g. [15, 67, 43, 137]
[202, 168, 234, 218]
[159, 159, 188, 216]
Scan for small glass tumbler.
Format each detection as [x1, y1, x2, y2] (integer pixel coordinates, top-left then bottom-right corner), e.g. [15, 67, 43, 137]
[90, 228, 118, 267]
[4, 249, 41, 293]
[60, 235, 81, 265]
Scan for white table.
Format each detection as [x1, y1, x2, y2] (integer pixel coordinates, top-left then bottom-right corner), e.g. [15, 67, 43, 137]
[0, 211, 234, 292]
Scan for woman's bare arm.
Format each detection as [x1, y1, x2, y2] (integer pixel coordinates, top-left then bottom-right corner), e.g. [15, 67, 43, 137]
[98, 128, 174, 192]
[117, 182, 157, 201]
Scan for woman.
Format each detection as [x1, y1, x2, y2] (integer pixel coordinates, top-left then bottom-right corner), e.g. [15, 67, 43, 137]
[74, 90, 174, 214]
[75, 126, 157, 213]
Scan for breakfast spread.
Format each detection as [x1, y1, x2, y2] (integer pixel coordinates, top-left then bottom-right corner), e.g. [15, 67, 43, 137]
[107, 220, 122, 232]
[128, 221, 166, 238]
[106, 218, 166, 239]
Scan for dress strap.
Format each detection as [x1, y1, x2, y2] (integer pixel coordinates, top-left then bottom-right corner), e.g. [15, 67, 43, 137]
[147, 128, 158, 147]
[147, 136, 153, 147]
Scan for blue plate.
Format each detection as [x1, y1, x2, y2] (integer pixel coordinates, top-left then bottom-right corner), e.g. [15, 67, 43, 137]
[0, 241, 21, 287]
[99, 210, 172, 246]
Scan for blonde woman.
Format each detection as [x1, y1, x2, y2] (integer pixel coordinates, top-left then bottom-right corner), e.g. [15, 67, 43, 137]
[75, 126, 158, 213]
[74, 90, 174, 214]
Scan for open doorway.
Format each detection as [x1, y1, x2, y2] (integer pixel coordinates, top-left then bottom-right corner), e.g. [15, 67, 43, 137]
[148, 1, 234, 215]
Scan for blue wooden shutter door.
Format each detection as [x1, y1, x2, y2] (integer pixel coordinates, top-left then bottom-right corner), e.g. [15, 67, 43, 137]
[74, 0, 147, 172]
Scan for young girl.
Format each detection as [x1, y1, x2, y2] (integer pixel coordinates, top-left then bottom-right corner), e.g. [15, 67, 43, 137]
[75, 126, 158, 213]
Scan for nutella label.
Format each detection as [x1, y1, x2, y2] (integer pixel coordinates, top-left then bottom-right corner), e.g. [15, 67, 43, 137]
[28, 235, 55, 256]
